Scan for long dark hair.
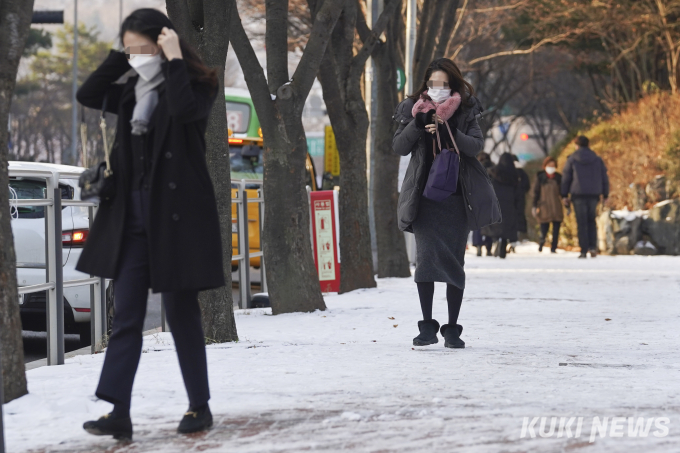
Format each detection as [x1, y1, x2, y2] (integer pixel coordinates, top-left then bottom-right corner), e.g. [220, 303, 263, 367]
[407, 58, 475, 106]
[491, 152, 519, 185]
[120, 9, 218, 93]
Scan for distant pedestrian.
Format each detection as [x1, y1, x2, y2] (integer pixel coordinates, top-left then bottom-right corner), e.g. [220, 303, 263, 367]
[392, 58, 486, 349]
[561, 136, 609, 258]
[472, 152, 493, 256]
[532, 156, 563, 253]
[514, 155, 530, 232]
[76, 9, 223, 440]
[481, 153, 524, 259]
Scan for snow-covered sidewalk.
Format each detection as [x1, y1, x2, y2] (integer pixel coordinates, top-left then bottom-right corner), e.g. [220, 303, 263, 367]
[5, 244, 680, 452]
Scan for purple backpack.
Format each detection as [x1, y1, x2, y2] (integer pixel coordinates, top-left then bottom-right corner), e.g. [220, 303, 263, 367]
[423, 120, 461, 201]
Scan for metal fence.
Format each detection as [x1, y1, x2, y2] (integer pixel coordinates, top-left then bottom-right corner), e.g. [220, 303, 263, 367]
[10, 170, 266, 362]
[232, 179, 267, 309]
[9, 168, 106, 366]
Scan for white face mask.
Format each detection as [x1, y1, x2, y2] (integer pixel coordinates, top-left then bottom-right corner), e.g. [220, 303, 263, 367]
[128, 53, 163, 81]
[545, 166, 556, 175]
[427, 88, 451, 104]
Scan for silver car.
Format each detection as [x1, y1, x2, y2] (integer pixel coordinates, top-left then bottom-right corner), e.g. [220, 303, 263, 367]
[9, 161, 94, 347]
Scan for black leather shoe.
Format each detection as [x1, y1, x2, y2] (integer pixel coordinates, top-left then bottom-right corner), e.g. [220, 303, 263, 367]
[83, 413, 132, 440]
[413, 319, 440, 346]
[178, 405, 213, 434]
[440, 323, 465, 348]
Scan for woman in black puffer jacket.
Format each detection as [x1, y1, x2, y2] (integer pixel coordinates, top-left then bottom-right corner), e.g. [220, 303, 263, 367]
[392, 58, 484, 349]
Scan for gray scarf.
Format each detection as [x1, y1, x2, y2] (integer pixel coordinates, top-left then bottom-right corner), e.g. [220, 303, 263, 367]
[130, 69, 165, 135]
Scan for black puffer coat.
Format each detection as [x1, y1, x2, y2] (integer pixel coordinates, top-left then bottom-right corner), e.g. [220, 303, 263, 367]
[75, 49, 225, 293]
[392, 95, 500, 232]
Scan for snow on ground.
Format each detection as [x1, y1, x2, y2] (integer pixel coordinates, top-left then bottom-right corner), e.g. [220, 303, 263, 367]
[4, 243, 680, 452]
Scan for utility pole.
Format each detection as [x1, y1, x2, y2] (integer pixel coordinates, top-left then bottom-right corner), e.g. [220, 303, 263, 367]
[70, 0, 79, 165]
[403, 0, 417, 263]
[366, 0, 383, 272]
[405, 0, 416, 94]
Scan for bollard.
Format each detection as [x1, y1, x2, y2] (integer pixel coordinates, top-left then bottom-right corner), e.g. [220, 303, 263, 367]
[238, 182, 251, 309]
[258, 188, 267, 293]
[46, 176, 65, 365]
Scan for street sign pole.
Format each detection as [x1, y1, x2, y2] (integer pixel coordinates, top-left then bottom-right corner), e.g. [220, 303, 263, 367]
[71, 0, 79, 165]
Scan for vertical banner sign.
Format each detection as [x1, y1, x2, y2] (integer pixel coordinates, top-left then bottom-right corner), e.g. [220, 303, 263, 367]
[310, 191, 341, 292]
[324, 125, 340, 176]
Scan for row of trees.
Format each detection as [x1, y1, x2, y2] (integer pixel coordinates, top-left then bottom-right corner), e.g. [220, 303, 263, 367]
[3, 0, 679, 405]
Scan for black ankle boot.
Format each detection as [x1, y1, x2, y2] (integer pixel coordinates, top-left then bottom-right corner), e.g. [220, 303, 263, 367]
[83, 412, 133, 440]
[440, 323, 465, 349]
[178, 404, 213, 434]
[413, 319, 440, 346]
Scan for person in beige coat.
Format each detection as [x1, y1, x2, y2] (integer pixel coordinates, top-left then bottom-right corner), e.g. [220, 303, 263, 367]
[532, 156, 564, 253]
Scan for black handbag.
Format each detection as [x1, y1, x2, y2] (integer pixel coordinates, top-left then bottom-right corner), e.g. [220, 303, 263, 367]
[79, 93, 116, 203]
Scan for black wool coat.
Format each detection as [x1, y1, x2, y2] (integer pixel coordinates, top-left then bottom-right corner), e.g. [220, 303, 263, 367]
[75, 49, 225, 293]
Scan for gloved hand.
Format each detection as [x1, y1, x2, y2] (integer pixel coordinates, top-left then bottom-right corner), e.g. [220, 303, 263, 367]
[531, 207, 538, 218]
[415, 109, 436, 129]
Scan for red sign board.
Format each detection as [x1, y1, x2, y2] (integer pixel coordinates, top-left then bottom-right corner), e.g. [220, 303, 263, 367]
[310, 190, 341, 292]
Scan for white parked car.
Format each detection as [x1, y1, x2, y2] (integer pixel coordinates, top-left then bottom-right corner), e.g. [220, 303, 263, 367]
[9, 161, 94, 347]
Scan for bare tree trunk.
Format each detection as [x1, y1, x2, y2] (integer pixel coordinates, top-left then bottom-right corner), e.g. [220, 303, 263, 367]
[229, 0, 344, 314]
[166, 0, 238, 342]
[0, 0, 34, 403]
[313, 0, 399, 293]
[373, 0, 411, 278]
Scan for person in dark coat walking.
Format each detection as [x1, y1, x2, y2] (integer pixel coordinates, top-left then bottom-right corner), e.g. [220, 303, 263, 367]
[481, 153, 524, 258]
[76, 9, 224, 440]
[561, 135, 609, 258]
[472, 152, 493, 256]
[532, 156, 564, 253]
[513, 155, 530, 244]
[392, 58, 484, 349]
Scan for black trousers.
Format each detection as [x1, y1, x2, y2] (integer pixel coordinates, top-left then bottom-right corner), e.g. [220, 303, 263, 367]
[539, 221, 561, 251]
[95, 190, 210, 409]
[572, 197, 599, 252]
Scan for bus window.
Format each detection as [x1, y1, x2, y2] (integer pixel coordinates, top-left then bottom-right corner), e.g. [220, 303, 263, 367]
[226, 101, 251, 134]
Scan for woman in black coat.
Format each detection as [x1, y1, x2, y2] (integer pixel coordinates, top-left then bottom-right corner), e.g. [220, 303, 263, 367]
[76, 9, 223, 440]
[392, 58, 484, 349]
[481, 153, 524, 259]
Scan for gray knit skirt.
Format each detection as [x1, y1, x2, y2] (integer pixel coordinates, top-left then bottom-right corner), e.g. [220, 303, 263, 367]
[412, 194, 469, 289]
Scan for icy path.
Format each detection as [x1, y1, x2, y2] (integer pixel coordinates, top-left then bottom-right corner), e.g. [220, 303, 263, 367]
[4, 244, 680, 452]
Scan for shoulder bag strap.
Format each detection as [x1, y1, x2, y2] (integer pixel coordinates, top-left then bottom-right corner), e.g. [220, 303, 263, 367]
[432, 115, 444, 158]
[443, 120, 460, 156]
[99, 91, 113, 177]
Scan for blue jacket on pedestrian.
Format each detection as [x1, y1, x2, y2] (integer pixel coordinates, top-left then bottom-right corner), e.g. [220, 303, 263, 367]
[561, 147, 609, 199]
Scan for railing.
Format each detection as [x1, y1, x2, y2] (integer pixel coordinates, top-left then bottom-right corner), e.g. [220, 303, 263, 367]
[9, 168, 106, 366]
[232, 178, 267, 309]
[10, 170, 265, 364]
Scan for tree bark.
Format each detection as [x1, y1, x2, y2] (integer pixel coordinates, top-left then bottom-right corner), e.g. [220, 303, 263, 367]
[229, 0, 344, 314]
[166, 0, 238, 342]
[372, 0, 411, 278]
[0, 0, 34, 403]
[312, 0, 399, 293]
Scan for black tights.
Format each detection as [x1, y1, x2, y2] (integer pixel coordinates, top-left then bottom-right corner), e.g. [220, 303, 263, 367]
[416, 282, 464, 326]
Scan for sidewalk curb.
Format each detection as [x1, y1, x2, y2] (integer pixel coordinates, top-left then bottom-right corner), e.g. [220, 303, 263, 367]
[25, 327, 163, 372]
